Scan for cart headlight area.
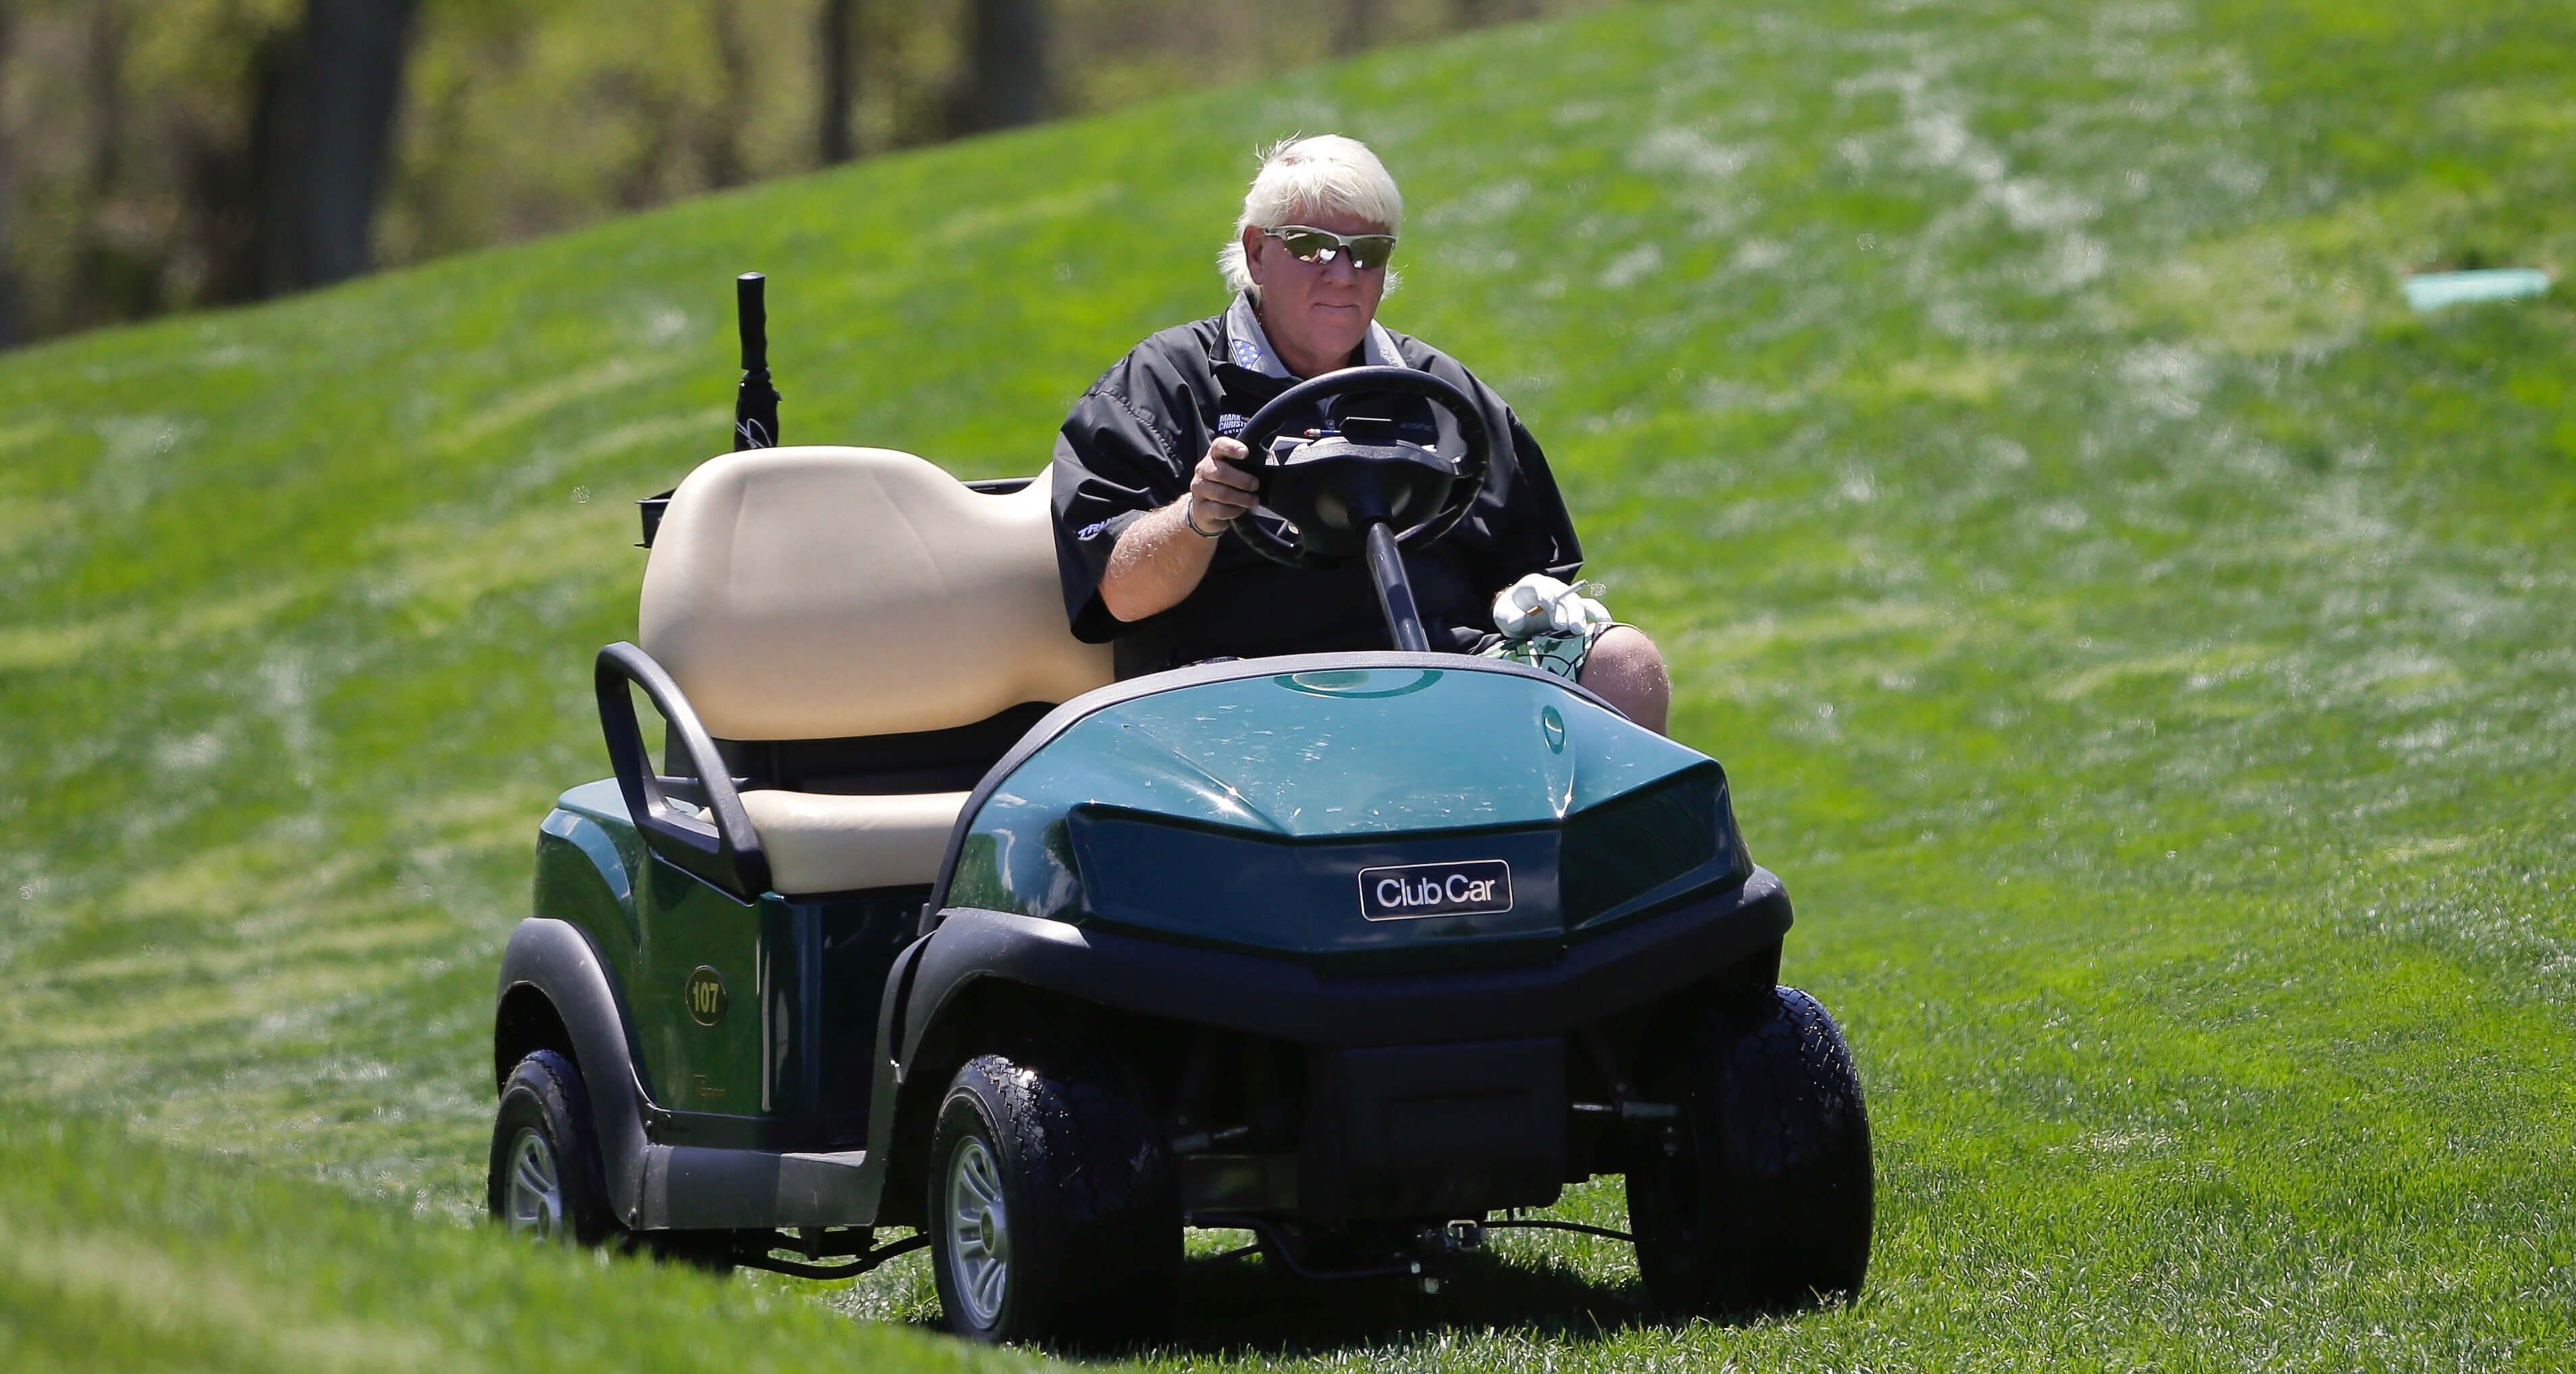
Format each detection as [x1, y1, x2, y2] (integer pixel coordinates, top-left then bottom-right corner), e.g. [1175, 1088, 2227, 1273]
[944, 763, 1749, 967]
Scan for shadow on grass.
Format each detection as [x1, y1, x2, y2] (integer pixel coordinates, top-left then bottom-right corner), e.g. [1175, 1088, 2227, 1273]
[840, 1229, 1843, 1361]
[1106, 1248, 1681, 1361]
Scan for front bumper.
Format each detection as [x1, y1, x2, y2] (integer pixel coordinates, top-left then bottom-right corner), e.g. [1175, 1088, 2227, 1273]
[906, 865, 1791, 1052]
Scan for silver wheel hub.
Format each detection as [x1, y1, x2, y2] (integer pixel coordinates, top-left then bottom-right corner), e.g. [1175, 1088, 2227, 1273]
[505, 1126, 568, 1242]
[945, 1136, 1011, 1327]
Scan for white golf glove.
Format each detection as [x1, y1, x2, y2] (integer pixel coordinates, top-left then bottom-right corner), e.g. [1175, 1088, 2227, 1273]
[1492, 574, 1614, 640]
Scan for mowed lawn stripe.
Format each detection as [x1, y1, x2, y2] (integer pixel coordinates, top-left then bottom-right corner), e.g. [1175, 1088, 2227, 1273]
[0, 1115, 1037, 1373]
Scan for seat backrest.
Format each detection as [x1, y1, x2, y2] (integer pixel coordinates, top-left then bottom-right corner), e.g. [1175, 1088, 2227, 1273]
[639, 446, 1112, 742]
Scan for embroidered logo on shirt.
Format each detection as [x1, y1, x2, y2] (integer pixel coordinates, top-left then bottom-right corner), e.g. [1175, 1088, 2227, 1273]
[1216, 413, 1247, 437]
[1077, 518, 1114, 541]
[1231, 336, 1264, 370]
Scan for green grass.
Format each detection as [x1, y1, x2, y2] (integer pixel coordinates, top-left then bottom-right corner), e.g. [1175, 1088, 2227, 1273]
[5, 0, 2575, 1368]
[0, 1114, 1034, 1373]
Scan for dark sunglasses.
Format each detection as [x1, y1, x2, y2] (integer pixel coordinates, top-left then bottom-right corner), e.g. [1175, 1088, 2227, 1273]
[1263, 224, 1397, 271]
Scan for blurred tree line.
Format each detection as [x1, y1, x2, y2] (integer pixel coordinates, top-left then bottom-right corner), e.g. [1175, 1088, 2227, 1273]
[0, 0, 1578, 347]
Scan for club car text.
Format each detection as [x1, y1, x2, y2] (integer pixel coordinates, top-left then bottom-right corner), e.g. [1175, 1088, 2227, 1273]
[1358, 859, 1514, 921]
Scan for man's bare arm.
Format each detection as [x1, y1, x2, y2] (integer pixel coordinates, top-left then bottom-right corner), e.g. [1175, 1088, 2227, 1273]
[1098, 438, 1259, 622]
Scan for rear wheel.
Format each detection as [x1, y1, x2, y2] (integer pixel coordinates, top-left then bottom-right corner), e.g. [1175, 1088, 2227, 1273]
[927, 1050, 1180, 1345]
[488, 1049, 618, 1247]
[1628, 986, 1873, 1315]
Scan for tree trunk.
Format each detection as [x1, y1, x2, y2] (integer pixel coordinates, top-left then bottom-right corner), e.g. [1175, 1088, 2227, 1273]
[819, 0, 860, 164]
[702, 0, 752, 189]
[948, 0, 1050, 135]
[249, 0, 421, 298]
[70, 4, 159, 327]
[0, 151, 14, 346]
[1333, 0, 1382, 55]
[0, 3, 18, 348]
[0, 203, 14, 350]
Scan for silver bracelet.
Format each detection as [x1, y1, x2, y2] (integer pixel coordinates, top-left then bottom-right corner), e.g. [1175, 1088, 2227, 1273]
[1183, 505, 1227, 539]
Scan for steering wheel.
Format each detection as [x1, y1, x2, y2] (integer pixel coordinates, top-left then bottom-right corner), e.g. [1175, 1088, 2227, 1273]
[1225, 365, 1492, 569]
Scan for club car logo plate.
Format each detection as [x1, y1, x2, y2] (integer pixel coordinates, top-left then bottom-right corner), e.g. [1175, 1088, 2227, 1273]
[1358, 860, 1514, 921]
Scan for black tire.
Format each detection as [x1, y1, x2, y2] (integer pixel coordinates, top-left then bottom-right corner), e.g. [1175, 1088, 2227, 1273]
[487, 1049, 620, 1248]
[1628, 986, 1873, 1315]
[927, 1050, 1181, 1346]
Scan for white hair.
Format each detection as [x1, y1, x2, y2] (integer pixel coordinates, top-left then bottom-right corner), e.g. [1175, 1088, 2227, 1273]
[1218, 134, 1404, 305]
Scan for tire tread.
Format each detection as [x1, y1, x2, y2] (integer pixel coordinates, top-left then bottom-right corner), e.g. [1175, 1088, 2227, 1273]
[931, 1048, 1179, 1345]
[1628, 985, 1874, 1315]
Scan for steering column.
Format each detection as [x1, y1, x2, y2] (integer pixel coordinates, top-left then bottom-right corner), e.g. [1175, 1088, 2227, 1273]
[1227, 365, 1494, 653]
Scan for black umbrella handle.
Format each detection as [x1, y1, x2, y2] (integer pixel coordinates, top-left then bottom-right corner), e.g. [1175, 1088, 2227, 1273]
[734, 272, 780, 451]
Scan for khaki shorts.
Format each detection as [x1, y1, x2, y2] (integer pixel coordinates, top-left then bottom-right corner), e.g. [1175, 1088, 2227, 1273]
[1472, 621, 1620, 683]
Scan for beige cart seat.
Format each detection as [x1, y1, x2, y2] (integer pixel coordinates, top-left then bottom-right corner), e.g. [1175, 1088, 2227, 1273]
[734, 788, 970, 902]
[640, 447, 1112, 895]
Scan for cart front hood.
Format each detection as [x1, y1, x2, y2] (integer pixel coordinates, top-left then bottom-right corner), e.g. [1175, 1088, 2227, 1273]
[942, 664, 1753, 967]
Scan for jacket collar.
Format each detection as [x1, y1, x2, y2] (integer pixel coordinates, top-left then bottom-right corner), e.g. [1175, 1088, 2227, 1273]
[1222, 292, 1408, 380]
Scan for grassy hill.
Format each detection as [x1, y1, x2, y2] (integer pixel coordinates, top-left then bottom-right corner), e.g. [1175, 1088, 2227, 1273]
[5, 0, 2574, 1368]
[0, 1114, 1031, 1373]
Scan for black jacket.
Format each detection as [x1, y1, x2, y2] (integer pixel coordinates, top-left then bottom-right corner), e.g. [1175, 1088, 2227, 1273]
[1051, 309, 1582, 678]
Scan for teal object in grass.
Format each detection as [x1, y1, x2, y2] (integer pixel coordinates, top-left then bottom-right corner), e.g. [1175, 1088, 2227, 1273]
[2402, 268, 2550, 311]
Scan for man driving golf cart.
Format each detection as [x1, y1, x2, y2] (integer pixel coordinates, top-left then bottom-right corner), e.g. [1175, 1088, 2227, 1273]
[1052, 134, 1672, 732]
[489, 140, 1870, 1336]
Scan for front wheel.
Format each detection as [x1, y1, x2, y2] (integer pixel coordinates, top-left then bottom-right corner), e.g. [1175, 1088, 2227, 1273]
[927, 1050, 1179, 1345]
[1628, 986, 1874, 1315]
[487, 1049, 619, 1247]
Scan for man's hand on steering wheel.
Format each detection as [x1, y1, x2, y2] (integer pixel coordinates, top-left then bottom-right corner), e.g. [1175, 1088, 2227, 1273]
[1185, 438, 1259, 536]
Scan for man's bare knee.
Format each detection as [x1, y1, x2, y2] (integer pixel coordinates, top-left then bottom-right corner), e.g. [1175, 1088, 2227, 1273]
[1579, 626, 1671, 734]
